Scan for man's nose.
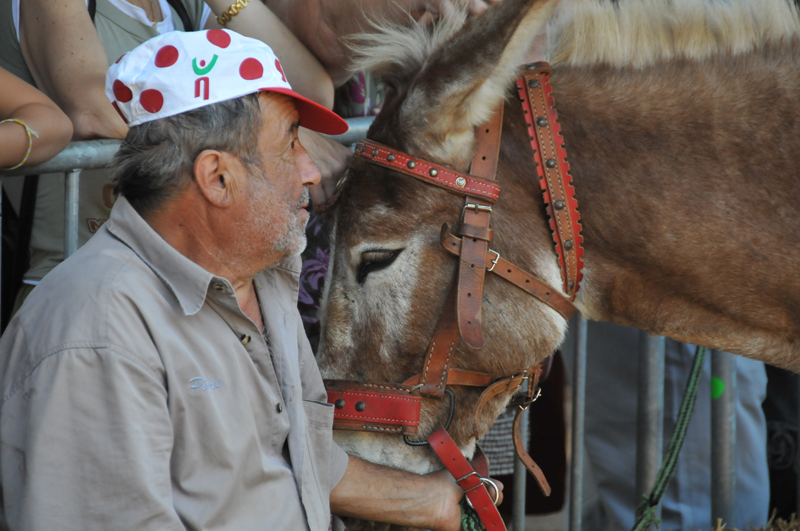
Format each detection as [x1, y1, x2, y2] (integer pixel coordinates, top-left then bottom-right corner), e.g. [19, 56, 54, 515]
[297, 146, 321, 188]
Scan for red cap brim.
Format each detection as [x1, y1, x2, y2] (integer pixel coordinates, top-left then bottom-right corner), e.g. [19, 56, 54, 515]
[261, 87, 349, 135]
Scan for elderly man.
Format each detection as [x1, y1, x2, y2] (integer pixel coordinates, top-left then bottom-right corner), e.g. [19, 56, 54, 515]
[0, 30, 479, 531]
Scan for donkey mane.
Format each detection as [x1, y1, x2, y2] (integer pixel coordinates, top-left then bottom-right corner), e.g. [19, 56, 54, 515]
[348, 0, 800, 78]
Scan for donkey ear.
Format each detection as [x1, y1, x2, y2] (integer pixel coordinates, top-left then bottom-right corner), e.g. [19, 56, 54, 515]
[400, 0, 560, 168]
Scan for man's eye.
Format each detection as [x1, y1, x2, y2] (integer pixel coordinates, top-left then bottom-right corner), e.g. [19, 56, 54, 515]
[357, 250, 402, 284]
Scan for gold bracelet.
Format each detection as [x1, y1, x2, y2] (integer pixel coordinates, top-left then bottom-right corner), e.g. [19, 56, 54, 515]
[216, 0, 249, 26]
[1, 118, 39, 171]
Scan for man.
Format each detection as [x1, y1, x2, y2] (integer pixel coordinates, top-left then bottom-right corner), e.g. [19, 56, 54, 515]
[0, 30, 490, 530]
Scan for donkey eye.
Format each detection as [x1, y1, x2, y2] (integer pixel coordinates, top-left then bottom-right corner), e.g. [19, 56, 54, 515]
[357, 249, 402, 284]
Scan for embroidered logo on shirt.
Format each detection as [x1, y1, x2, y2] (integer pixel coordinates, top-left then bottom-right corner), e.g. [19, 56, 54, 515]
[189, 377, 223, 393]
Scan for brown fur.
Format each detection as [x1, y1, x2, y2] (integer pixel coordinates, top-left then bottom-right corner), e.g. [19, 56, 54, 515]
[317, 1, 800, 528]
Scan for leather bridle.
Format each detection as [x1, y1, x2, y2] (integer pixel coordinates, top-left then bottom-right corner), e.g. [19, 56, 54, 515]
[324, 63, 584, 530]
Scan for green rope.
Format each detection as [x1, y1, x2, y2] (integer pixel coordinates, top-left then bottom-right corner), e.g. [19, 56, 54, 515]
[631, 345, 708, 531]
[461, 499, 487, 531]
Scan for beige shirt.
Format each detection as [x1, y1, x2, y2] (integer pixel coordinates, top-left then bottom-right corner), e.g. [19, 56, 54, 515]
[0, 196, 349, 531]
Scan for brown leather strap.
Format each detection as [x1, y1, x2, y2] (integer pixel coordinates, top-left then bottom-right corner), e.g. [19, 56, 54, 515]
[416, 285, 460, 398]
[512, 367, 551, 496]
[456, 105, 505, 349]
[517, 63, 584, 299]
[441, 229, 576, 321]
[472, 372, 528, 440]
[403, 368, 495, 388]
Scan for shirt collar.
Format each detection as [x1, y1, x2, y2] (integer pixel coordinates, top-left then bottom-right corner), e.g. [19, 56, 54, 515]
[106, 196, 218, 316]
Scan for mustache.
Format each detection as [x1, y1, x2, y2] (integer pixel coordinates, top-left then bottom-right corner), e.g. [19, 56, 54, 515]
[298, 186, 310, 208]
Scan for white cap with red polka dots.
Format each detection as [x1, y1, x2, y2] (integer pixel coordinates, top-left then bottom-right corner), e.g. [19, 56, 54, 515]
[106, 29, 348, 135]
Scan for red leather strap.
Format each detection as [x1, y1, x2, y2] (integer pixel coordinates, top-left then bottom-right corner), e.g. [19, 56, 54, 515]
[428, 428, 507, 531]
[517, 64, 584, 299]
[325, 381, 422, 435]
[354, 140, 500, 203]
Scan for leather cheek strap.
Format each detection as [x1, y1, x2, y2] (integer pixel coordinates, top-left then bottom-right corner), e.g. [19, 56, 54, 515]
[441, 227, 576, 321]
[456, 105, 505, 350]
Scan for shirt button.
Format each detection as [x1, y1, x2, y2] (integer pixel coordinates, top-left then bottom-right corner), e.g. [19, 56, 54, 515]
[213, 282, 225, 291]
[241, 334, 251, 345]
[276, 403, 283, 413]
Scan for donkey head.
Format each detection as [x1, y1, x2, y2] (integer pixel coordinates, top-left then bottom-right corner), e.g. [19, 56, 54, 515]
[317, 0, 566, 485]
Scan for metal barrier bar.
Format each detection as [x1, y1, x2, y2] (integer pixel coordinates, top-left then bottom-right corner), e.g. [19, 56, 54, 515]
[635, 334, 665, 526]
[512, 388, 530, 531]
[1, 118, 374, 179]
[569, 314, 588, 531]
[2, 139, 123, 178]
[64, 170, 81, 258]
[711, 349, 737, 528]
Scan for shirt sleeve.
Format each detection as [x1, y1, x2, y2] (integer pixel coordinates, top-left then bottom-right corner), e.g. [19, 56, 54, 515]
[329, 441, 350, 489]
[0, 345, 183, 531]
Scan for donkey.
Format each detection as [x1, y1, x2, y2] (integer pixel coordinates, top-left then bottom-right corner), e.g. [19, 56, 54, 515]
[316, 0, 800, 525]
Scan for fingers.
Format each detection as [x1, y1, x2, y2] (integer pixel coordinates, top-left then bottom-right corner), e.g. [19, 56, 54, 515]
[484, 478, 504, 506]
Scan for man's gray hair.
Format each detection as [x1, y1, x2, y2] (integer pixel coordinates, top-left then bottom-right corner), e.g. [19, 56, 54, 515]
[113, 93, 263, 214]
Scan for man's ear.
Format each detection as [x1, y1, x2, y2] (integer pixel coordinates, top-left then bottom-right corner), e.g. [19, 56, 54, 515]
[193, 149, 237, 208]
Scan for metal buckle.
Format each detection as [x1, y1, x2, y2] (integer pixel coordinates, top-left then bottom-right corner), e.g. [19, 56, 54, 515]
[487, 250, 500, 272]
[520, 388, 543, 411]
[466, 478, 501, 508]
[456, 471, 480, 487]
[464, 203, 492, 214]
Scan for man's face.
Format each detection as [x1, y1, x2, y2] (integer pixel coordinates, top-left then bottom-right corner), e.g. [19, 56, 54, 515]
[238, 92, 321, 269]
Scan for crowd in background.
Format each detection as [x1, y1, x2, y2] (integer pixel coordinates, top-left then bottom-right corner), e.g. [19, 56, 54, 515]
[0, 1, 794, 529]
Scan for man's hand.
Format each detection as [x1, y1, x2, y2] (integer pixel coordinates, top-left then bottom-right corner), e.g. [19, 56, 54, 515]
[331, 455, 504, 531]
[298, 127, 351, 210]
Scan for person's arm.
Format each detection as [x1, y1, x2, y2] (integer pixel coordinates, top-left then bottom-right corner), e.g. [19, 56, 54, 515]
[204, 1, 334, 109]
[267, 0, 501, 87]
[331, 455, 465, 531]
[18, 0, 127, 140]
[0, 66, 72, 168]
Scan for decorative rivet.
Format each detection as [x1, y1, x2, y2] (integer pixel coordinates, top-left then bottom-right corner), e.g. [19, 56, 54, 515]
[528, 79, 540, 88]
[276, 403, 283, 413]
[335, 398, 345, 409]
[564, 240, 574, 251]
[407, 160, 416, 169]
[355, 401, 367, 412]
[525, 63, 538, 70]
[241, 334, 251, 345]
[387, 153, 396, 162]
[546, 158, 557, 169]
[554, 200, 566, 210]
[569, 281, 575, 290]
[371, 148, 379, 157]
[429, 168, 439, 177]
[455, 177, 467, 188]
[536, 117, 548, 127]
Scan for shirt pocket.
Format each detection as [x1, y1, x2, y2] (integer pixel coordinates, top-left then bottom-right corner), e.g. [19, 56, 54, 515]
[301, 399, 335, 531]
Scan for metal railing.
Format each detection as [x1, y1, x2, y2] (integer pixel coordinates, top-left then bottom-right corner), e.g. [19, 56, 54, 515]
[566, 327, 739, 531]
[1, 114, 740, 531]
